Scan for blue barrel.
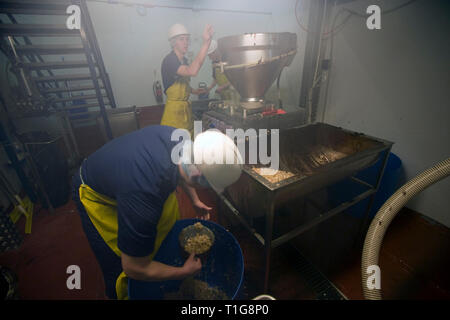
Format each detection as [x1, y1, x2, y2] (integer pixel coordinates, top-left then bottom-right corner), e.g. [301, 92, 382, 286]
[329, 152, 403, 219]
[128, 218, 244, 300]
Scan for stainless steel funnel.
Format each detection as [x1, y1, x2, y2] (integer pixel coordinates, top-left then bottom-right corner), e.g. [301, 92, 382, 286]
[217, 33, 297, 108]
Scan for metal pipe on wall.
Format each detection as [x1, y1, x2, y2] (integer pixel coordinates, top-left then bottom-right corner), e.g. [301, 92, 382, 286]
[87, 0, 272, 16]
[298, 0, 326, 115]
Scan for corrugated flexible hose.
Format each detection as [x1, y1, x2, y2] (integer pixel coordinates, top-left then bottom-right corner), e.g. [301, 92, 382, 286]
[361, 157, 450, 300]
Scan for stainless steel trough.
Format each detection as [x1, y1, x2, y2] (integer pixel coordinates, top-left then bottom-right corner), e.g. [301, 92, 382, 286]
[218, 122, 393, 292]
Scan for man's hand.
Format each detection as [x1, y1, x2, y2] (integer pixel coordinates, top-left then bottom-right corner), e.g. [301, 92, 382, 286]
[202, 24, 214, 43]
[216, 83, 230, 93]
[182, 253, 202, 277]
[122, 252, 199, 281]
[206, 80, 217, 92]
[176, 24, 214, 78]
[193, 200, 212, 220]
[192, 88, 207, 96]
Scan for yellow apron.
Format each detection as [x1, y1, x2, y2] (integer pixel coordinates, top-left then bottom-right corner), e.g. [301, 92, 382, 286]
[160, 77, 193, 136]
[79, 184, 180, 300]
[213, 65, 234, 101]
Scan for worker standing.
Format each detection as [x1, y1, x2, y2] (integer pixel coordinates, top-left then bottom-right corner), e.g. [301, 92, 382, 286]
[72, 125, 243, 300]
[205, 40, 237, 102]
[160, 23, 214, 136]
[160, 24, 214, 263]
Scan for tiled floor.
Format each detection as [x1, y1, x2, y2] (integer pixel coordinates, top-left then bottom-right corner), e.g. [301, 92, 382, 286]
[1, 185, 449, 300]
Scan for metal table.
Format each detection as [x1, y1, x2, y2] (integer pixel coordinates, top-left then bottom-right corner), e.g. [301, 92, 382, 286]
[217, 123, 393, 293]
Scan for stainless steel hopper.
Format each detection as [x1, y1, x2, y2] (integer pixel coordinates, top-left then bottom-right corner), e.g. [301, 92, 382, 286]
[217, 33, 297, 108]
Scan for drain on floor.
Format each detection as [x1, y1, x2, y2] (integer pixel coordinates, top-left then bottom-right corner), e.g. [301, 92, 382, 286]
[280, 244, 347, 300]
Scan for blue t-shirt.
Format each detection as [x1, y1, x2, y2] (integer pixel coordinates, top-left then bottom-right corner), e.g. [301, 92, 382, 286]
[161, 50, 188, 94]
[82, 125, 181, 257]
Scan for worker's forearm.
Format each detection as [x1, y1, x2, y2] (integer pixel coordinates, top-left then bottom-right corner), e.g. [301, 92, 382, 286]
[191, 88, 204, 95]
[181, 181, 201, 204]
[125, 260, 187, 282]
[187, 41, 210, 76]
[207, 80, 217, 91]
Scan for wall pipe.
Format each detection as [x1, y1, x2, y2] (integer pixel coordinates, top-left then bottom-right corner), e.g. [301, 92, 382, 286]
[89, 0, 272, 16]
[361, 157, 450, 300]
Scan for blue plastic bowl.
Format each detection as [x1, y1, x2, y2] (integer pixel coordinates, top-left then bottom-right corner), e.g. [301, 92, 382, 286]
[128, 218, 244, 300]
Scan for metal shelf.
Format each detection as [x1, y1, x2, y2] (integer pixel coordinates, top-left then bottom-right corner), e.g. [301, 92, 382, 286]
[21, 60, 91, 70]
[15, 44, 85, 55]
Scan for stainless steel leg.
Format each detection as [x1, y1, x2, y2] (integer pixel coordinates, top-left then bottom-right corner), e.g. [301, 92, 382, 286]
[358, 149, 391, 244]
[264, 197, 275, 293]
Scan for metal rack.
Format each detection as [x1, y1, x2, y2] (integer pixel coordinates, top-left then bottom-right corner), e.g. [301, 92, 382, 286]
[0, 0, 116, 140]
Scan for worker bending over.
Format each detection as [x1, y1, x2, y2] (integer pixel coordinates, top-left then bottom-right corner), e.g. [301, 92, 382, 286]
[72, 125, 242, 299]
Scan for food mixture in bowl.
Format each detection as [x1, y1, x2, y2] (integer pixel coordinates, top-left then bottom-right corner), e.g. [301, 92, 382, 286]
[180, 222, 214, 255]
[164, 278, 229, 300]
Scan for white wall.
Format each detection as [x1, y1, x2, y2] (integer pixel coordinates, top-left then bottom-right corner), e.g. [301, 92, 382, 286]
[0, 1, 311, 207]
[86, 0, 310, 110]
[319, 0, 450, 226]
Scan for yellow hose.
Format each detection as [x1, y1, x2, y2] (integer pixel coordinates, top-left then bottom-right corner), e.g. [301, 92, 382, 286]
[361, 157, 450, 300]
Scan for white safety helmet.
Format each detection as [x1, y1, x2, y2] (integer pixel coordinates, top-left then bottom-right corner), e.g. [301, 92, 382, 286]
[207, 39, 218, 55]
[193, 130, 243, 193]
[168, 23, 189, 40]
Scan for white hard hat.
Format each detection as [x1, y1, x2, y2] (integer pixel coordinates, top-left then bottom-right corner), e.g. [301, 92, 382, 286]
[168, 23, 189, 40]
[207, 39, 218, 55]
[193, 130, 243, 193]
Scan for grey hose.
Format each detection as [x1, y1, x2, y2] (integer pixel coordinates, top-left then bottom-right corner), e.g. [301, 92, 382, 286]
[361, 157, 450, 300]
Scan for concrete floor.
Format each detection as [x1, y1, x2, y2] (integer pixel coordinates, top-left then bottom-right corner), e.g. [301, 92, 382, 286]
[0, 186, 449, 300]
[1, 110, 449, 300]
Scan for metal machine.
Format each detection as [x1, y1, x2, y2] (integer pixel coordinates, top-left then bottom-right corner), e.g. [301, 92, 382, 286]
[218, 32, 297, 107]
[202, 32, 305, 132]
[208, 32, 393, 296]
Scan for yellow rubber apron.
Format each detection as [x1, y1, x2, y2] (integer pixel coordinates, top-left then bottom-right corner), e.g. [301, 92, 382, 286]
[78, 169, 180, 300]
[213, 65, 234, 101]
[160, 77, 193, 136]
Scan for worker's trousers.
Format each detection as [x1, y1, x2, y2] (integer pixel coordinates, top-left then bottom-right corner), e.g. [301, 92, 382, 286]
[71, 167, 122, 299]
